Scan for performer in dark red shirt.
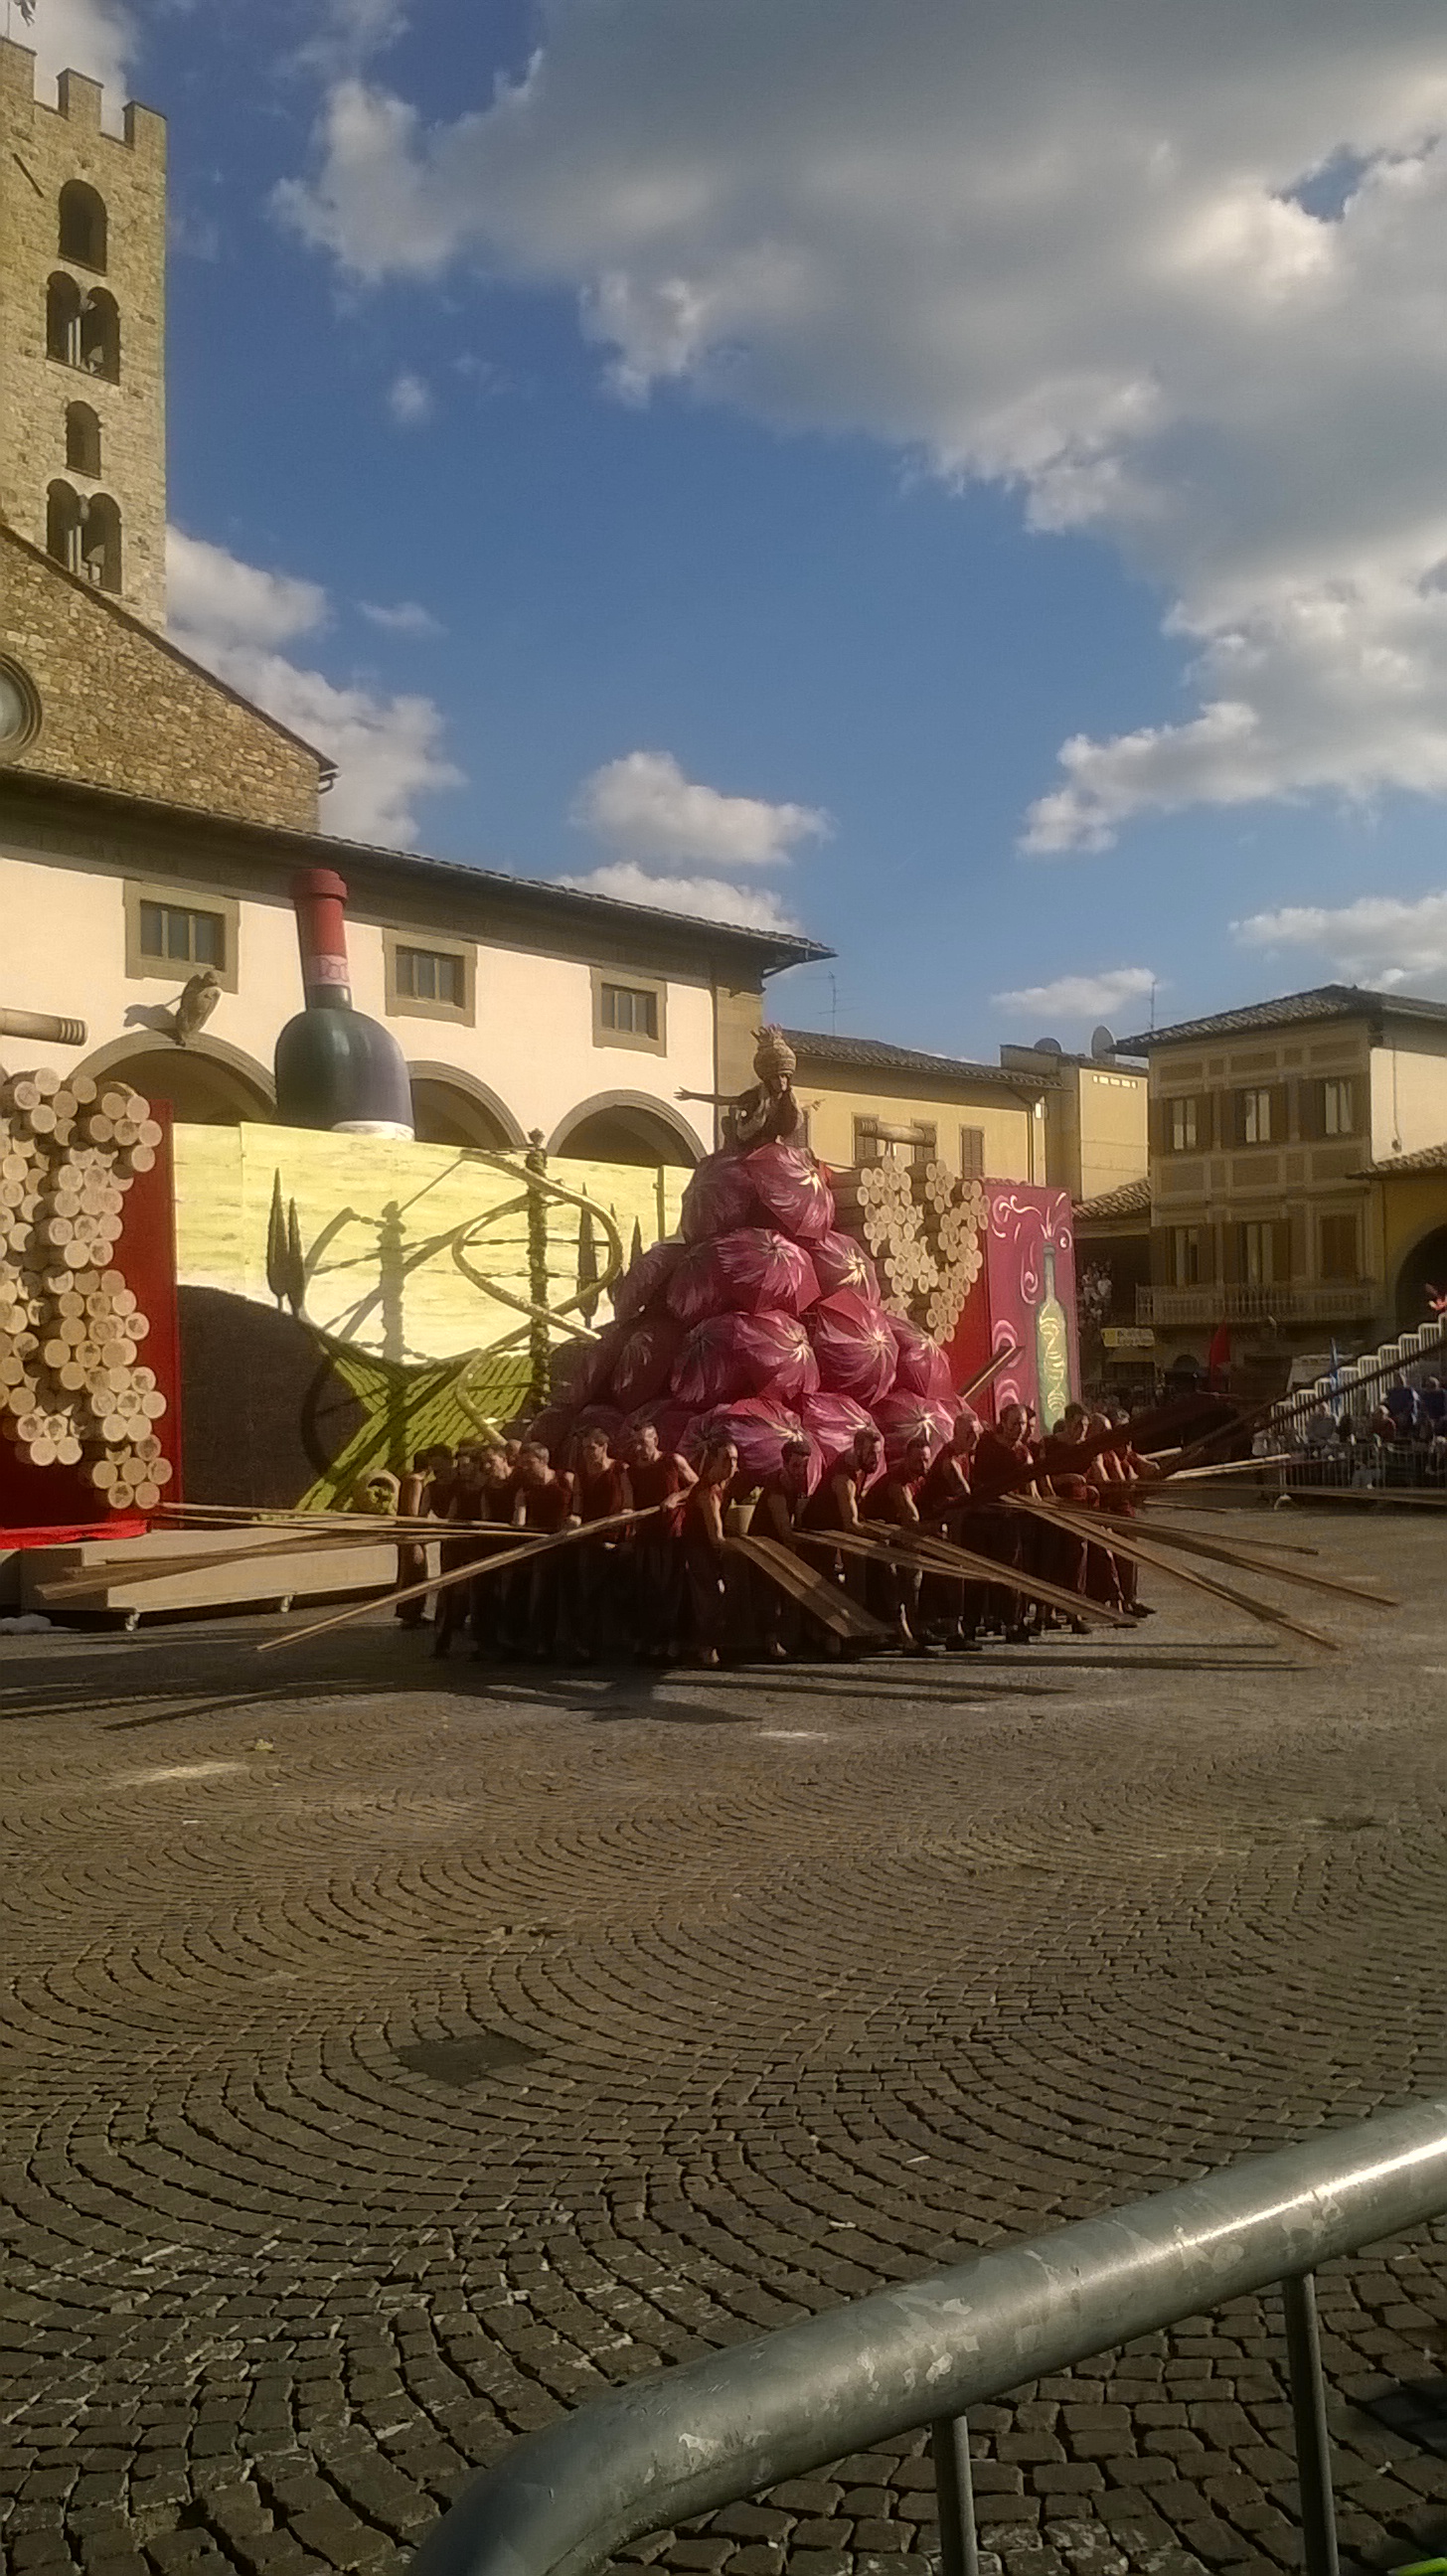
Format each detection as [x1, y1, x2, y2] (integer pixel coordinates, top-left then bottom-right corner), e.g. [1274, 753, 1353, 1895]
[681, 1437, 737, 1668]
[864, 1430, 933, 1651]
[560, 1426, 632, 1661]
[503, 1441, 575, 1656]
[624, 1421, 695, 1660]
[751, 1434, 815, 1659]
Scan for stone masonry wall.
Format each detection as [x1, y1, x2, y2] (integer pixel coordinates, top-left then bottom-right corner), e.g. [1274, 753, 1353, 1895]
[0, 526, 322, 830]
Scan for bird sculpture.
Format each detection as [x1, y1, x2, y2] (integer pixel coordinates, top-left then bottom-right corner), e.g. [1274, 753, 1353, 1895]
[169, 967, 222, 1046]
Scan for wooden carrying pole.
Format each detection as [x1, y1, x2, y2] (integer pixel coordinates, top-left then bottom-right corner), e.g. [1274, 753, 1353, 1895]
[1086, 1509, 1398, 1607]
[257, 1506, 658, 1654]
[1007, 1495, 1339, 1651]
[796, 1523, 1132, 1631]
[956, 1343, 1022, 1407]
[726, 1535, 891, 1644]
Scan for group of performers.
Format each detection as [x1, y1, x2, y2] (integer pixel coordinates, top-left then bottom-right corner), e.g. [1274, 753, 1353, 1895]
[374, 1398, 1160, 1670]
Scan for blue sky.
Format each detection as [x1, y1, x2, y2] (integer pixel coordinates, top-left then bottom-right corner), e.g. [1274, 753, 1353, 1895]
[42, 0, 1447, 1053]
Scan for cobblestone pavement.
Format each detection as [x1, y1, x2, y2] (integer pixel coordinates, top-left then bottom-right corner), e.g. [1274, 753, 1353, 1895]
[3, 1509, 1447, 2576]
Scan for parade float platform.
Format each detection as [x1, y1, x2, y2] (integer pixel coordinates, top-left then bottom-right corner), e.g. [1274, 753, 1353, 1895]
[13, 1523, 408, 1625]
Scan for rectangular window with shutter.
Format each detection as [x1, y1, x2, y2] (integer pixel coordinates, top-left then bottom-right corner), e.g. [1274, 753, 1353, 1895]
[1240, 1220, 1277, 1284]
[1167, 1096, 1199, 1153]
[1323, 1078, 1355, 1137]
[1240, 1086, 1273, 1145]
[1171, 1226, 1203, 1286]
[959, 1125, 985, 1179]
[855, 1117, 935, 1167]
[1320, 1211, 1359, 1279]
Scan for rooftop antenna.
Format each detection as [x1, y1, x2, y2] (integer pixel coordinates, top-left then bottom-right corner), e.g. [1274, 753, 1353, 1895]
[829, 972, 838, 1034]
[1150, 979, 1158, 1030]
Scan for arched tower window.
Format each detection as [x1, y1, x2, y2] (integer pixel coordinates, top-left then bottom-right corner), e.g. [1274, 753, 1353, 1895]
[59, 181, 107, 271]
[46, 272, 81, 366]
[79, 288, 119, 382]
[46, 483, 121, 592]
[80, 493, 122, 592]
[46, 479, 83, 576]
[66, 402, 101, 476]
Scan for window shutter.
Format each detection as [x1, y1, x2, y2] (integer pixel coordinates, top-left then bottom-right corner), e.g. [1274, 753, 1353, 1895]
[1148, 1096, 1165, 1155]
[1221, 1222, 1241, 1284]
[1150, 1226, 1171, 1286]
[1298, 1079, 1322, 1142]
[1272, 1217, 1293, 1283]
[1270, 1084, 1290, 1145]
[959, 1125, 985, 1180]
[1198, 1225, 1218, 1284]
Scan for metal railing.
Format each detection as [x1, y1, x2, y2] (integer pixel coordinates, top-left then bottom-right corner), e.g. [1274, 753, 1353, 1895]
[412, 2098, 1447, 2576]
[1138, 1282, 1379, 1328]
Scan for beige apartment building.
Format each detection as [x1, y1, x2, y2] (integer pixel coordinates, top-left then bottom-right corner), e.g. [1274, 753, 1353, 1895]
[1117, 985, 1447, 1370]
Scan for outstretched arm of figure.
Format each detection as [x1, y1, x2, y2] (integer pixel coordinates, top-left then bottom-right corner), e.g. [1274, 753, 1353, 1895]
[675, 1087, 736, 1107]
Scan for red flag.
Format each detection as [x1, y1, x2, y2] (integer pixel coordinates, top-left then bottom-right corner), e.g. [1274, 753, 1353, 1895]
[1206, 1322, 1231, 1388]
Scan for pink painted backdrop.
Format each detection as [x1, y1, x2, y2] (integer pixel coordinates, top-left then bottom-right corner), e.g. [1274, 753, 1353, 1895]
[944, 1183, 1079, 1426]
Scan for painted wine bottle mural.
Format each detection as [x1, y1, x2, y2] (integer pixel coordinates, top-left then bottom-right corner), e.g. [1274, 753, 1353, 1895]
[1035, 1240, 1071, 1430]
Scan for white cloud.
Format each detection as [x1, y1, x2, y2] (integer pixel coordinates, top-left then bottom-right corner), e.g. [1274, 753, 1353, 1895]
[26, 0, 132, 114]
[387, 368, 433, 426]
[167, 528, 327, 650]
[556, 860, 799, 932]
[992, 967, 1159, 1026]
[166, 529, 461, 846]
[277, 3, 1447, 850]
[1232, 890, 1447, 994]
[360, 597, 444, 636]
[294, 0, 407, 79]
[572, 749, 829, 870]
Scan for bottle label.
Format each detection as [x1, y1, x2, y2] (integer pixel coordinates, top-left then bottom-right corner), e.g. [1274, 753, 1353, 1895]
[310, 954, 349, 986]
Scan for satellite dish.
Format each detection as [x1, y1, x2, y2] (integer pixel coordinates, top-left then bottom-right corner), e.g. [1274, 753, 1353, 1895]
[1032, 1035, 1063, 1055]
[1091, 1024, 1116, 1059]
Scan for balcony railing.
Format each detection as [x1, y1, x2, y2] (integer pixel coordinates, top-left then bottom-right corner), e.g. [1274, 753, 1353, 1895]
[1137, 1280, 1380, 1328]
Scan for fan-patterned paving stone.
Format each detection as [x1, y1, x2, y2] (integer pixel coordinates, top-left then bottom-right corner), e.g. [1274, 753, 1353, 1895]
[2, 1512, 1446, 2576]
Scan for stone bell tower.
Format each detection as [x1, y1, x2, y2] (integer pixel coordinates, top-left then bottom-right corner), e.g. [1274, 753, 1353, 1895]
[0, 38, 166, 627]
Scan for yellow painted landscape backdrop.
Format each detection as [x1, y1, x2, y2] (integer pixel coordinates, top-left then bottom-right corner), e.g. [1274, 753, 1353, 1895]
[170, 1127, 688, 1505]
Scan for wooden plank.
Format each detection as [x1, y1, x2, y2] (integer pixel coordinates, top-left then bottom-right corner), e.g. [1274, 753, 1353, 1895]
[796, 1524, 1132, 1631]
[1009, 1496, 1339, 1652]
[727, 1535, 891, 1643]
[1088, 1511, 1397, 1607]
[258, 1506, 658, 1654]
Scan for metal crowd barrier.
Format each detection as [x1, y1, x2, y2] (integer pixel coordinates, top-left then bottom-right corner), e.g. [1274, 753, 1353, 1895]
[412, 2099, 1447, 2576]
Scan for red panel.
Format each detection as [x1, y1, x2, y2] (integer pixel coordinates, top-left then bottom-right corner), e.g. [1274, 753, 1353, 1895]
[0, 1099, 181, 1530]
[944, 1182, 1079, 1428]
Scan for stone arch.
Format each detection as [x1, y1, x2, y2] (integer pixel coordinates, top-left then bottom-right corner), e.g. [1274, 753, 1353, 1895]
[46, 270, 80, 364]
[80, 490, 121, 591]
[46, 477, 83, 574]
[1390, 1220, 1447, 1332]
[66, 400, 101, 476]
[548, 1089, 703, 1168]
[59, 180, 106, 271]
[80, 286, 118, 381]
[76, 1033, 276, 1127]
[407, 1063, 527, 1153]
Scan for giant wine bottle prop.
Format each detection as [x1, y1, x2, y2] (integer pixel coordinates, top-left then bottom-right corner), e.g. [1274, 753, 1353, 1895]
[273, 868, 414, 1139]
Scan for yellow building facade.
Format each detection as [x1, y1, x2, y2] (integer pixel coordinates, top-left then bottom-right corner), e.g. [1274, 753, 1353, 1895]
[783, 1029, 1048, 1181]
[1120, 985, 1447, 1368]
